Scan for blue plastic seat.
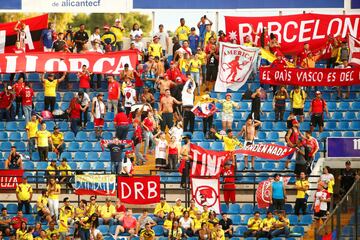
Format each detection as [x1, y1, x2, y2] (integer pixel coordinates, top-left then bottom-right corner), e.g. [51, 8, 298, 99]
[105, 112, 114, 121]
[68, 142, 80, 152]
[0, 132, 8, 141]
[262, 122, 273, 130]
[64, 132, 75, 142]
[0, 122, 5, 130]
[352, 101, 360, 110]
[60, 102, 69, 111]
[228, 204, 241, 214]
[80, 142, 93, 152]
[267, 132, 279, 141]
[10, 132, 21, 141]
[5, 122, 18, 131]
[36, 92, 44, 101]
[45, 121, 55, 130]
[198, 142, 210, 149]
[350, 121, 360, 129]
[234, 226, 247, 237]
[75, 132, 88, 141]
[93, 142, 103, 151]
[99, 152, 110, 161]
[254, 162, 263, 171]
[87, 152, 99, 161]
[331, 131, 342, 137]
[263, 162, 275, 171]
[338, 122, 349, 130]
[35, 102, 45, 112]
[211, 142, 224, 150]
[36, 162, 49, 170]
[74, 152, 86, 161]
[58, 122, 69, 131]
[273, 122, 286, 131]
[300, 215, 313, 225]
[325, 122, 337, 129]
[288, 215, 298, 225]
[0, 142, 12, 151]
[345, 112, 356, 120]
[220, 204, 229, 214]
[14, 142, 26, 152]
[331, 112, 343, 120]
[68, 162, 77, 170]
[262, 102, 273, 111]
[102, 132, 113, 140]
[79, 162, 91, 169]
[192, 132, 204, 141]
[292, 226, 304, 236]
[93, 162, 104, 170]
[60, 152, 72, 160]
[97, 225, 109, 235]
[23, 161, 34, 170]
[152, 226, 164, 236]
[338, 102, 350, 110]
[63, 92, 74, 102]
[327, 102, 337, 111]
[6, 204, 18, 214]
[240, 204, 253, 214]
[343, 132, 354, 137]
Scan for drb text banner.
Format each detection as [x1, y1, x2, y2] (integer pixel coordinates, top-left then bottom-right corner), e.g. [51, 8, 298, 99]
[0, 170, 24, 189]
[225, 13, 360, 54]
[117, 176, 161, 204]
[0, 51, 138, 73]
[260, 67, 360, 87]
[74, 174, 116, 196]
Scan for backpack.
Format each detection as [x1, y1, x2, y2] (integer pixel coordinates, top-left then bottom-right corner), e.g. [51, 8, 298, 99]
[242, 89, 253, 100]
[311, 98, 326, 112]
[290, 89, 305, 100]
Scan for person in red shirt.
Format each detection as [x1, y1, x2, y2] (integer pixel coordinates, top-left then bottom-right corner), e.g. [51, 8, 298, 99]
[78, 65, 92, 93]
[20, 81, 34, 124]
[205, 36, 218, 54]
[134, 64, 144, 98]
[0, 86, 15, 121]
[12, 76, 25, 120]
[302, 131, 319, 164]
[270, 53, 287, 68]
[107, 75, 121, 115]
[221, 157, 236, 206]
[296, 43, 311, 67]
[142, 109, 156, 155]
[166, 61, 182, 82]
[218, 30, 229, 43]
[67, 96, 84, 136]
[133, 119, 145, 165]
[11, 210, 27, 230]
[114, 108, 129, 140]
[308, 91, 329, 132]
[113, 209, 137, 238]
[285, 120, 302, 170]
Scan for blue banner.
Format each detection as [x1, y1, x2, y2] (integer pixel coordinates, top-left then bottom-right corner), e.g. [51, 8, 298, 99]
[0, 0, 21, 9]
[327, 137, 360, 158]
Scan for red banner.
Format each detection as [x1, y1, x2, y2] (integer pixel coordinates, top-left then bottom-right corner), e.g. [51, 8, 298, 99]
[225, 13, 360, 54]
[256, 177, 290, 208]
[0, 170, 24, 189]
[260, 67, 360, 86]
[235, 143, 296, 160]
[0, 51, 138, 73]
[117, 176, 160, 204]
[0, 14, 48, 53]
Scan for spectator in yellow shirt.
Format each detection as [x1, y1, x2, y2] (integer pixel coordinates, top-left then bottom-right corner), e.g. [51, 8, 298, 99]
[45, 221, 59, 240]
[211, 128, 242, 152]
[36, 190, 52, 223]
[218, 93, 240, 131]
[196, 47, 207, 82]
[46, 160, 58, 183]
[36, 122, 53, 162]
[295, 172, 309, 217]
[153, 197, 171, 223]
[16, 176, 33, 214]
[175, 18, 190, 44]
[171, 198, 185, 219]
[59, 197, 75, 224]
[59, 206, 71, 240]
[99, 198, 116, 225]
[25, 114, 42, 160]
[204, 24, 217, 46]
[257, 211, 276, 238]
[162, 211, 175, 236]
[139, 223, 155, 240]
[47, 178, 61, 220]
[301, 52, 321, 69]
[58, 158, 73, 190]
[110, 19, 125, 51]
[41, 72, 66, 112]
[192, 211, 204, 234]
[289, 86, 307, 122]
[51, 126, 64, 160]
[211, 222, 225, 240]
[270, 211, 290, 238]
[189, 54, 202, 95]
[244, 211, 262, 238]
[149, 36, 163, 59]
[201, 205, 210, 221]
[16, 221, 28, 240]
[186, 199, 199, 219]
[87, 196, 100, 216]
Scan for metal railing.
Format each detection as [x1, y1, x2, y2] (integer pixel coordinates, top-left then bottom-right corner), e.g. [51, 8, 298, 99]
[315, 179, 359, 240]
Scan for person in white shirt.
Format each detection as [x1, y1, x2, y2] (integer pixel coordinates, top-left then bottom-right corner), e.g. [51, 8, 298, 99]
[130, 23, 143, 41]
[155, 24, 169, 56]
[89, 27, 101, 49]
[76, 91, 90, 128]
[181, 77, 196, 133]
[91, 93, 106, 140]
[123, 83, 137, 115]
[154, 131, 168, 169]
[313, 181, 330, 221]
[121, 150, 135, 176]
[134, 35, 145, 62]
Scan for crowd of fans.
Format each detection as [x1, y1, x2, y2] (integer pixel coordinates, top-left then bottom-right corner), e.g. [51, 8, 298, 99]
[0, 14, 359, 240]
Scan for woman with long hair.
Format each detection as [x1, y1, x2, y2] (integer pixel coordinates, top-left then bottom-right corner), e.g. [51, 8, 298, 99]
[163, 211, 176, 237]
[130, 23, 143, 41]
[47, 177, 61, 220]
[32, 223, 43, 238]
[198, 222, 210, 240]
[79, 213, 99, 240]
[179, 210, 193, 237]
[16, 221, 28, 240]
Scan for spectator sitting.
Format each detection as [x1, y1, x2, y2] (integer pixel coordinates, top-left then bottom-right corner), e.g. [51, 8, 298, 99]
[201, 205, 210, 222]
[136, 209, 156, 236]
[139, 222, 155, 240]
[179, 211, 193, 237]
[59, 197, 75, 225]
[46, 160, 58, 181]
[0, 85, 15, 121]
[87, 196, 100, 216]
[114, 199, 126, 221]
[244, 211, 262, 238]
[198, 222, 210, 240]
[114, 209, 137, 238]
[219, 213, 233, 238]
[0, 208, 11, 236]
[257, 211, 276, 238]
[16, 176, 33, 214]
[153, 197, 171, 223]
[163, 211, 176, 236]
[121, 150, 135, 176]
[192, 210, 204, 235]
[186, 199, 199, 219]
[16, 221, 28, 239]
[58, 158, 73, 190]
[211, 222, 225, 240]
[75, 199, 88, 221]
[168, 220, 182, 240]
[270, 211, 290, 238]
[11, 210, 27, 231]
[51, 126, 64, 160]
[36, 190, 52, 223]
[172, 198, 185, 219]
[5, 146, 23, 169]
[99, 198, 116, 225]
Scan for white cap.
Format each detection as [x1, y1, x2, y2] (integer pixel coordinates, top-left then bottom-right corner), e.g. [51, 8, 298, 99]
[175, 198, 181, 202]
[7, 86, 12, 90]
[115, 19, 121, 22]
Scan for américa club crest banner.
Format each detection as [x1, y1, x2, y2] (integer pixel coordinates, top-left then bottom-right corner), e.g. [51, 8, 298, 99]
[192, 178, 221, 214]
[214, 42, 259, 92]
[225, 13, 360, 55]
[256, 176, 290, 208]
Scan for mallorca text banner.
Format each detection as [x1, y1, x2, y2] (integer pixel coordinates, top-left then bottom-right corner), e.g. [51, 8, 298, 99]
[0, 51, 138, 74]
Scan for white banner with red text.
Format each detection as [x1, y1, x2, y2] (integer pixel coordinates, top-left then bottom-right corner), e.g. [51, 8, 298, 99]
[0, 170, 24, 189]
[117, 176, 161, 204]
[225, 13, 360, 55]
[188, 143, 296, 178]
[256, 177, 291, 208]
[0, 14, 48, 53]
[191, 178, 221, 214]
[349, 35, 360, 67]
[214, 42, 259, 92]
[0, 51, 138, 73]
[74, 174, 116, 196]
[260, 67, 360, 86]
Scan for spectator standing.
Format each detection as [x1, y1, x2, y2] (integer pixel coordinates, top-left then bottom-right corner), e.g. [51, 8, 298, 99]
[107, 75, 120, 115]
[5, 146, 23, 169]
[182, 77, 196, 132]
[339, 161, 359, 195]
[16, 176, 32, 214]
[77, 91, 91, 128]
[114, 108, 129, 140]
[172, 37, 181, 58]
[41, 22, 55, 52]
[273, 86, 288, 122]
[103, 138, 126, 174]
[336, 40, 349, 65]
[154, 131, 168, 169]
[155, 24, 169, 56]
[64, 24, 74, 52]
[270, 211, 290, 238]
[123, 82, 137, 115]
[211, 128, 242, 153]
[244, 211, 262, 238]
[285, 119, 301, 170]
[51, 126, 64, 160]
[313, 182, 330, 222]
[91, 93, 106, 140]
[149, 36, 163, 59]
[188, 27, 199, 55]
[290, 86, 307, 122]
[130, 23, 143, 41]
[160, 89, 182, 131]
[25, 114, 41, 160]
[12, 76, 25, 120]
[319, 166, 335, 194]
[294, 140, 308, 175]
[301, 51, 321, 69]
[20, 81, 34, 124]
[36, 122, 53, 162]
[68, 96, 83, 136]
[296, 42, 311, 67]
[101, 25, 116, 52]
[219, 213, 233, 238]
[197, 16, 212, 48]
[302, 131, 319, 173]
[218, 93, 239, 131]
[189, 55, 202, 95]
[257, 211, 276, 238]
[239, 118, 261, 170]
[89, 27, 101, 49]
[47, 178, 61, 220]
[204, 24, 216, 46]
[111, 19, 125, 51]
[179, 135, 191, 188]
[0, 86, 14, 121]
[335, 60, 351, 99]
[175, 18, 190, 45]
[78, 65, 92, 93]
[250, 88, 263, 123]
[52, 32, 69, 52]
[133, 119, 146, 165]
[41, 73, 66, 113]
[221, 158, 236, 206]
[142, 110, 156, 155]
[309, 91, 329, 132]
[199, 91, 216, 137]
[73, 24, 89, 53]
[168, 136, 178, 170]
[294, 172, 309, 218]
[269, 174, 287, 212]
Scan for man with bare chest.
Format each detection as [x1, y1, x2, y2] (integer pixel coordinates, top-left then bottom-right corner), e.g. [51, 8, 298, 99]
[160, 89, 181, 131]
[239, 118, 262, 170]
[157, 75, 175, 95]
